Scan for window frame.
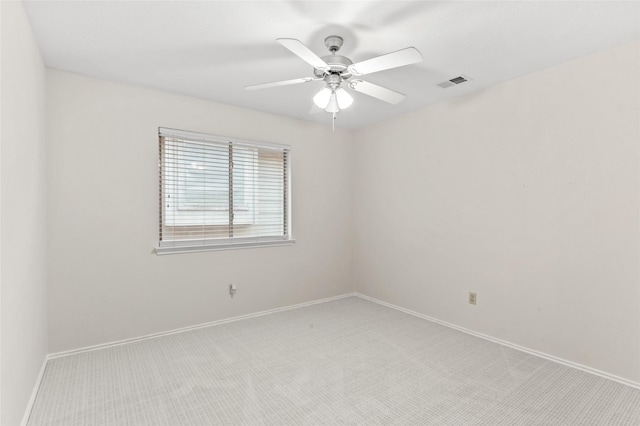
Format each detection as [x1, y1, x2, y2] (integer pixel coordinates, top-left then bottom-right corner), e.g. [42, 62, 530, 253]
[155, 128, 294, 255]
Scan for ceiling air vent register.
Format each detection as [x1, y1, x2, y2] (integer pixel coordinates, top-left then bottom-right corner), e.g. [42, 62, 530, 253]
[437, 75, 471, 89]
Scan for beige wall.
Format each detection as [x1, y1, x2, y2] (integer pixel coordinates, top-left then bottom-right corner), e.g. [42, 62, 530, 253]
[0, 2, 48, 424]
[353, 41, 640, 383]
[46, 70, 355, 354]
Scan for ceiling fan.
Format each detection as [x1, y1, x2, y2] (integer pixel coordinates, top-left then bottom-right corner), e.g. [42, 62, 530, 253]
[245, 35, 423, 123]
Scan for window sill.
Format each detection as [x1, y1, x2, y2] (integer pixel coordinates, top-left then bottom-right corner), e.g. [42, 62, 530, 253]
[155, 239, 295, 255]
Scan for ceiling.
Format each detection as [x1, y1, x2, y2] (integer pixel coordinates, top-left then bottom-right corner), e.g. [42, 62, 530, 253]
[23, 1, 640, 129]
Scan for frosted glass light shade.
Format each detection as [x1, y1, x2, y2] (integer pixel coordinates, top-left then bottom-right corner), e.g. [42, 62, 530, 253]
[313, 87, 332, 109]
[325, 93, 340, 113]
[336, 88, 353, 109]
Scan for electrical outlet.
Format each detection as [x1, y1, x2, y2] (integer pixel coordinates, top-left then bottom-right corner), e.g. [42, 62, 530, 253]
[229, 284, 237, 298]
[469, 292, 477, 305]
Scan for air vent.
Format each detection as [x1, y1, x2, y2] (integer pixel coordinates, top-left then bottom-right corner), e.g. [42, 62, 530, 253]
[449, 76, 467, 84]
[437, 75, 471, 88]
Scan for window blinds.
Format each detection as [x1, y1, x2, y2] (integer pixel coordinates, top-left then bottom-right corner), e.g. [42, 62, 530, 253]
[158, 128, 290, 251]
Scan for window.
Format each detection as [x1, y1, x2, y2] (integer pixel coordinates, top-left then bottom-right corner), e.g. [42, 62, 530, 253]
[156, 128, 292, 254]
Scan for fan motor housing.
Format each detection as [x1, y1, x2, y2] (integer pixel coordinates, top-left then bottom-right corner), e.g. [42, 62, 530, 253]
[314, 54, 353, 79]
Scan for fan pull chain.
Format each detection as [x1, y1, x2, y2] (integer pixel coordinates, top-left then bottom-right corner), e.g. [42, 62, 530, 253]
[332, 112, 336, 132]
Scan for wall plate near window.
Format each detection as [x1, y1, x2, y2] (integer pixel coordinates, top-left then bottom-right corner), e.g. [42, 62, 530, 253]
[155, 128, 294, 254]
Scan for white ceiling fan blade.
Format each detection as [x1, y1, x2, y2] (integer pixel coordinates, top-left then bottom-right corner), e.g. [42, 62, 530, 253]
[277, 38, 330, 71]
[348, 47, 422, 76]
[245, 77, 320, 91]
[349, 80, 406, 104]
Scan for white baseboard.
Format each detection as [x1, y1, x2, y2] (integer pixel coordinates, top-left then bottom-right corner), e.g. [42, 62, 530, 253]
[48, 292, 356, 360]
[21, 357, 48, 426]
[355, 292, 640, 390]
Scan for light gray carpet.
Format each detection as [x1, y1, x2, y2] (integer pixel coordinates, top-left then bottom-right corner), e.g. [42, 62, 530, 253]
[28, 296, 640, 425]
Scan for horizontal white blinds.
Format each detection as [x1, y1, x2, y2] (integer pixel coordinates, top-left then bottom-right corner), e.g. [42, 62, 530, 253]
[159, 128, 290, 248]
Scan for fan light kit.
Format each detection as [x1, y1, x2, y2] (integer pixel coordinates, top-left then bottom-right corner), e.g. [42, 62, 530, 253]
[245, 35, 423, 129]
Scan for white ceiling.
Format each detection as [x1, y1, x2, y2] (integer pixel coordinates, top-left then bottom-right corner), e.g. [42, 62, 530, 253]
[23, 1, 640, 129]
